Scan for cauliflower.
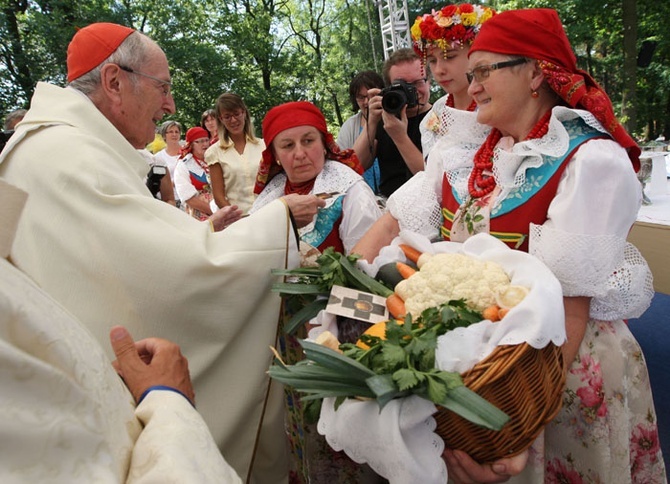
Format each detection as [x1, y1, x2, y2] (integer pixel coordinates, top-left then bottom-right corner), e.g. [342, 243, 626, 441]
[395, 253, 511, 316]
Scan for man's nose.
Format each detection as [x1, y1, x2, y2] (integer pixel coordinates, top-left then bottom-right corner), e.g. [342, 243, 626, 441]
[164, 94, 176, 114]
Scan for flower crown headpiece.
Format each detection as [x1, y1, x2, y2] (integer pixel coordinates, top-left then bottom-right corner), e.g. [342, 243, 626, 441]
[411, 4, 495, 59]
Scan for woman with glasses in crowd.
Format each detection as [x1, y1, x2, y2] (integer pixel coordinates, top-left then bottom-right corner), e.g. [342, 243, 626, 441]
[205, 93, 264, 215]
[337, 70, 385, 195]
[173, 126, 214, 220]
[353, 8, 664, 482]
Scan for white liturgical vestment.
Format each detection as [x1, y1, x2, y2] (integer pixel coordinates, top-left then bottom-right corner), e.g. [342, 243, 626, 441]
[0, 180, 242, 483]
[0, 83, 297, 483]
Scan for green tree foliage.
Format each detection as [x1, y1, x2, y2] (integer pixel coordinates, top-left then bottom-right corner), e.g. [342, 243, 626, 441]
[0, 0, 127, 112]
[0, 0, 668, 140]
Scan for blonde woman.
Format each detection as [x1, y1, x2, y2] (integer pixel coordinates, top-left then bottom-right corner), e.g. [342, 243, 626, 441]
[205, 93, 264, 214]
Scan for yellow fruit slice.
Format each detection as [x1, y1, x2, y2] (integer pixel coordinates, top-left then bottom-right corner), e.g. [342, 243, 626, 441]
[356, 321, 388, 349]
[315, 330, 342, 353]
[495, 285, 529, 309]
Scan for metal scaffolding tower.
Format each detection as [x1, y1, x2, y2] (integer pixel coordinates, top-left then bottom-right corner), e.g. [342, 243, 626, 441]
[376, 0, 411, 60]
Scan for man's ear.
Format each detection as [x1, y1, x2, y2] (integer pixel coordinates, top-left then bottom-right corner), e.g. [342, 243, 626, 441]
[99, 63, 124, 101]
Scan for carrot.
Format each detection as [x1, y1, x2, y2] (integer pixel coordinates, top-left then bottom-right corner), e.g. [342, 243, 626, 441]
[482, 304, 501, 322]
[498, 307, 510, 320]
[386, 293, 406, 319]
[399, 244, 422, 265]
[396, 261, 417, 279]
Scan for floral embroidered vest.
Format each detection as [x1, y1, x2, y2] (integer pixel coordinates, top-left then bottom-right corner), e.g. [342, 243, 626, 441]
[441, 118, 607, 252]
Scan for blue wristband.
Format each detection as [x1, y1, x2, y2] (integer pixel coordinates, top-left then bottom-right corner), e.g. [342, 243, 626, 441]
[138, 385, 195, 408]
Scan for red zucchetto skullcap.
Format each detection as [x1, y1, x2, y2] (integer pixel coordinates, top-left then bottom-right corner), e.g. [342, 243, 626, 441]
[67, 22, 135, 82]
[469, 8, 640, 169]
[254, 101, 362, 194]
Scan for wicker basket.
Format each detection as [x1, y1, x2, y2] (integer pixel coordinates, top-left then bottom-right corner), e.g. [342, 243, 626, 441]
[435, 342, 565, 464]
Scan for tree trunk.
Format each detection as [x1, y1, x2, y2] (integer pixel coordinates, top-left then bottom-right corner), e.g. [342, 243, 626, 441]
[621, 0, 637, 135]
[2, 0, 35, 103]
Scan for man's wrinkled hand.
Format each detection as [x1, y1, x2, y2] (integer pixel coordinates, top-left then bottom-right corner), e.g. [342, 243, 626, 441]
[209, 205, 243, 232]
[110, 326, 195, 405]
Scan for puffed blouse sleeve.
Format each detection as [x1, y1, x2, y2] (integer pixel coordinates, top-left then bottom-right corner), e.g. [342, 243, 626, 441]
[340, 180, 383, 253]
[529, 138, 654, 320]
[173, 158, 198, 202]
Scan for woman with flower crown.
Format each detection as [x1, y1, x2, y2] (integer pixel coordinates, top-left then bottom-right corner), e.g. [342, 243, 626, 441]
[352, 8, 665, 483]
[348, 4, 496, 251]
[411, 3, 495, 157]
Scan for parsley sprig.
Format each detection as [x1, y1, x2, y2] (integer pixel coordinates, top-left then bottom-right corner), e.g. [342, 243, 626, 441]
[271, 247, 393, 334]
[269, 300, 509, 431]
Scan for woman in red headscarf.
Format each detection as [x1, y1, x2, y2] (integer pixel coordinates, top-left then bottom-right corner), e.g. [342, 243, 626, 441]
[355, 8, 664, 483]
[251, 101, 382, 255]
[252, 101, 386, 483]
[173, 126, 215, 220]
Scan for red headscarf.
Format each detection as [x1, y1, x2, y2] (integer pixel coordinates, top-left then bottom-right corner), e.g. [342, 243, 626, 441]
[180, 126, 209, 159]
[67, 23, 135, 82]
[253, 101, 363, 194]
[469, 8, 640, 170]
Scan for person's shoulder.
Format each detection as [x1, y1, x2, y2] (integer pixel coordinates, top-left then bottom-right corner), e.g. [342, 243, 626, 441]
[323, 160, 365, 182]
[341, 112, 361, 128]
[204, 142, 222, 157]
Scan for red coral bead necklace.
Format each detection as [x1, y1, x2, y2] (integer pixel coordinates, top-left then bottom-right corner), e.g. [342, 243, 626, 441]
[446, 94, 477, 112]
[467, 109, 552, 198]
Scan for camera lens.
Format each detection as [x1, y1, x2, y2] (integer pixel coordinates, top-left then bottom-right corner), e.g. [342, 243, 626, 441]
[381, 91, 408, 116]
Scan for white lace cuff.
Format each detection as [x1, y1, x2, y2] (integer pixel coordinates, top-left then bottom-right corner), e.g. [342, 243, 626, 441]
[387, 172, 441, 240]
[529, 224, 653, 320]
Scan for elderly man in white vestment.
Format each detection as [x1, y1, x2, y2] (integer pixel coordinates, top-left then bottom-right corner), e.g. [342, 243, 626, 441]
[0, 180, 241, 483]
[0, 23, 325, 484]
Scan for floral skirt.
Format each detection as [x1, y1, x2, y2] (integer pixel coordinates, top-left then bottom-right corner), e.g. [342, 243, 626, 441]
[511, 319, 667, 483]
[187, 190, 213, 221]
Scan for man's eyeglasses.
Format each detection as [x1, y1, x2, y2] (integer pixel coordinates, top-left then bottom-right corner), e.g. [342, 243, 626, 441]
[408, 78, 428, 89]
[221, 110, 245, 122]
[118, 65, 172, 96]
[466, 58, 527, 84]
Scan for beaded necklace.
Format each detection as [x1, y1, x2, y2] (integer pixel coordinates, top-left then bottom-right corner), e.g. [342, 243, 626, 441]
[467, 110, 552, 198]
[284, 178, 316, 196]
[192, 154, 208, 171]
[446, 94, 477, 112]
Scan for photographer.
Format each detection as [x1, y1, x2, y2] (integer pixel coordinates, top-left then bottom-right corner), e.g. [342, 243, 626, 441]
[139, 149, 176, 206]
[352, 48, 432, 198]
[1, 109, 27, 153]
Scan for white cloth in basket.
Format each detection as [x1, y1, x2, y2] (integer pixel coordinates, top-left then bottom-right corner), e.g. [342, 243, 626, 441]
[317, 232, 567, 483]
[318, 396, 446, 484]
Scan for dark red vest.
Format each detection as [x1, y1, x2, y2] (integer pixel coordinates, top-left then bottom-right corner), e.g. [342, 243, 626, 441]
[317, 216, 344, 253]
[441, 123, 607, 252]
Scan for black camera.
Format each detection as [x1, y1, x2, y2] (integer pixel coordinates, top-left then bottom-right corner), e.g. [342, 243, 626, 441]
[0, 130, 14, 153]
[381, 80, 419, 116]
[146, 165, 167, 198]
